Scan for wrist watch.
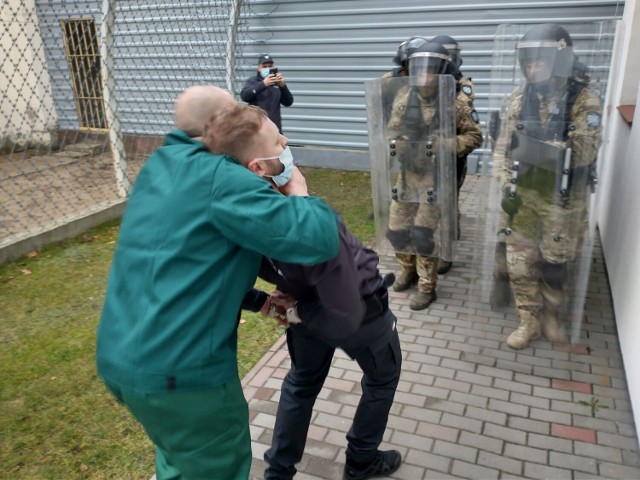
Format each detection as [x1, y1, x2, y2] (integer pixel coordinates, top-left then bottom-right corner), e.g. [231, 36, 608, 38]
[286, 302, 302, 324]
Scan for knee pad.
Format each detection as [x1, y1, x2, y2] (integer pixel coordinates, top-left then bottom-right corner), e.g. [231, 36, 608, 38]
[541, 261, 567, 291]
[410, 226, 435, 256]
[386, 228, 411, 250]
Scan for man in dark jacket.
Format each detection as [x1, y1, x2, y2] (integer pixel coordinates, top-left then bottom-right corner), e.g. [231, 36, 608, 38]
[244, 220, 403, 480]
[240, 54, 294, 133]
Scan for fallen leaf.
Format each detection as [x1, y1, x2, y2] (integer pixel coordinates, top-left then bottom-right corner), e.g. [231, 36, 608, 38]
[239, 319, 247, 324]
[21, 269, 32, 275]
[81, 235, 99, 243]
[26, 251, 38, 258]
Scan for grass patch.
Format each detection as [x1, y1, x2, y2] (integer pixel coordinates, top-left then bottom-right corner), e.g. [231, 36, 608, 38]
[303, 167, 375, 244]
[0, 167, 373, 479]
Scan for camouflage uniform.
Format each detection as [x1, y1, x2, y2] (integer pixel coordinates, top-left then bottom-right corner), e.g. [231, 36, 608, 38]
[381, 69, 404, 79]
[493, 80, 602, 347]
[452, 76, 481, 243]
[455, 76, 477, 192]
[388, 82, 482, 297]
[382, 67, 481, 169]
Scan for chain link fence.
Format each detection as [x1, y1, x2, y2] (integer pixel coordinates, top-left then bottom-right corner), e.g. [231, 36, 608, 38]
[1, 0, 249, 263]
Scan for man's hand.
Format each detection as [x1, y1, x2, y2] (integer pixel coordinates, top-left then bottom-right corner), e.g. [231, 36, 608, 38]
[264, 293, 287, 326]
[270, 290, 297, 309]
[267, 303, 288, 327]
[273, 73, 286, 87]
[278, 167, 308, 196]
[268, 290, 298, 328]
[263, 74, 279, 87]
[261, 290, 296, 328]
[259, 294, 272, 316]
[428, 136, 458, 156]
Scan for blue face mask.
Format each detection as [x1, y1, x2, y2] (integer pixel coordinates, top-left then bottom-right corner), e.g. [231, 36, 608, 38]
[260, 68, 271, 78]
[268, 147, 294, 187]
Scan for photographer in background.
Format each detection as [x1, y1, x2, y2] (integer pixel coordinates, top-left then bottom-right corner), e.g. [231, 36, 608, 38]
[241, 54, 294, 133]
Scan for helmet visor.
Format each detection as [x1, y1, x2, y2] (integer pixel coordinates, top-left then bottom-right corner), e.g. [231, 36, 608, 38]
[441, 44, 461, 66]
[409, 52, 450, 86]
[517, 40, 573, 82]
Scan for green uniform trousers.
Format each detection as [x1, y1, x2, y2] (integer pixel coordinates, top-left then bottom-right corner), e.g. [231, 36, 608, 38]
[106, 377, 251, 480]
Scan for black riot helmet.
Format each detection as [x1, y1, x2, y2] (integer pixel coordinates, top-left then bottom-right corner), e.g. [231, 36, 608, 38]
[392, 36, 429, 68]
[408, 41, 452, 87]
[392, 39, 409, 66]
[517, 24, 574, 84]
[572, 57, 591, 84]
[431, 34, 462, 67]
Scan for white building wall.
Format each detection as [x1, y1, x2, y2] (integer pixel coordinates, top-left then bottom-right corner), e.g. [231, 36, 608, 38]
[0, 0, 58, 150]
[597, 0, 640, 440]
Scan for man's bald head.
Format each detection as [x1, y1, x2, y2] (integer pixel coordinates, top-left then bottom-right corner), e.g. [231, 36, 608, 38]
[174, 85, 236, 138]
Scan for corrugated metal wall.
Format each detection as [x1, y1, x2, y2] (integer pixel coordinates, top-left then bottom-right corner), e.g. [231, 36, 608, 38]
[236, 0, 625, 166]
[33, 1, 624, 166]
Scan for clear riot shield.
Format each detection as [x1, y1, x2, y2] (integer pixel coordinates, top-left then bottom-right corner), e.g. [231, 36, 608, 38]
[474, 21, 618, 344]
[365, 74, 457, 262]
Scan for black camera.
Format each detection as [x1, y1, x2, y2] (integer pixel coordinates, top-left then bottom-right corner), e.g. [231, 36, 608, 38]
[269, 67, 278, 75]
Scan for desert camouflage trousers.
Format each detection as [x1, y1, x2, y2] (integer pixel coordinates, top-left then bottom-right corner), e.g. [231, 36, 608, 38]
[504, 187, 588, 315]
[389, 170, 441, 294]
[395, 252, 439, 294]
[388, 171, 441, 233]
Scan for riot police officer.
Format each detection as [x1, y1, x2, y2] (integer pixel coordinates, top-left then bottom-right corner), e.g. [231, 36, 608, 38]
[492, 24, 602, 349]
[385, 41, 482, 310]
[430, 35, 481, 273]
[384, 36, 429, 79]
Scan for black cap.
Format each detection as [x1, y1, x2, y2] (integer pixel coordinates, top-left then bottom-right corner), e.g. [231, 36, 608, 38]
[258, 54, 274, 65]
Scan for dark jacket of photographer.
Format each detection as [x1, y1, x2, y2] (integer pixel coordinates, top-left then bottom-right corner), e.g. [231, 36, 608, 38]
[240, 73, 294, 133]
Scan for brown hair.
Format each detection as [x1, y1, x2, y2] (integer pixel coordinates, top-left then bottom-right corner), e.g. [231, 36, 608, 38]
[203, 104, 268, 163]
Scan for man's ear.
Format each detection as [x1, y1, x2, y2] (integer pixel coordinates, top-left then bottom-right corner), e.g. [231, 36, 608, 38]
[247, 159, 267, 176]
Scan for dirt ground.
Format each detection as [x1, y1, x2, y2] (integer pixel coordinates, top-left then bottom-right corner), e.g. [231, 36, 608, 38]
[0, 144, 146, 246]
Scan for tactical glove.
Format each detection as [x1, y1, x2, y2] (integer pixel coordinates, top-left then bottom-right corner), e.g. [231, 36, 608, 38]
[501, 186, 522, 217]
[427, 137, 458, 157]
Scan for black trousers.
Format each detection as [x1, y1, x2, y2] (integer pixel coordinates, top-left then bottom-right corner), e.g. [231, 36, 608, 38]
[264, 309, 402, 479]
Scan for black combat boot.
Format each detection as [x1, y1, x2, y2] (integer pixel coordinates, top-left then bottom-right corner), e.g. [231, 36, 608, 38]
[343, 450, 402, 480]
[437, 260, 452, 274]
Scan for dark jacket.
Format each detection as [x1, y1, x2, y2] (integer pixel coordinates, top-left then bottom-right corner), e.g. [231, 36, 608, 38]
[245, 220, 390, 348]
[240, 73, 294, 133]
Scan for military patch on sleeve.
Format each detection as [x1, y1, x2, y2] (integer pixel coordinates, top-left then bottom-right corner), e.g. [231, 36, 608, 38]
[586, 111, 601, 128]
[462, 85, 472, 96]
[471, 110, 480, 123]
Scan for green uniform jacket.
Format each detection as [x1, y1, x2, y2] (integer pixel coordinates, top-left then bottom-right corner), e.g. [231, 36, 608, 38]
[97, 130, 339, 393]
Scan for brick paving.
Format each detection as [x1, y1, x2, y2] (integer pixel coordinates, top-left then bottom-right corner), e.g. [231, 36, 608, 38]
[242, 175, 640, 479]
